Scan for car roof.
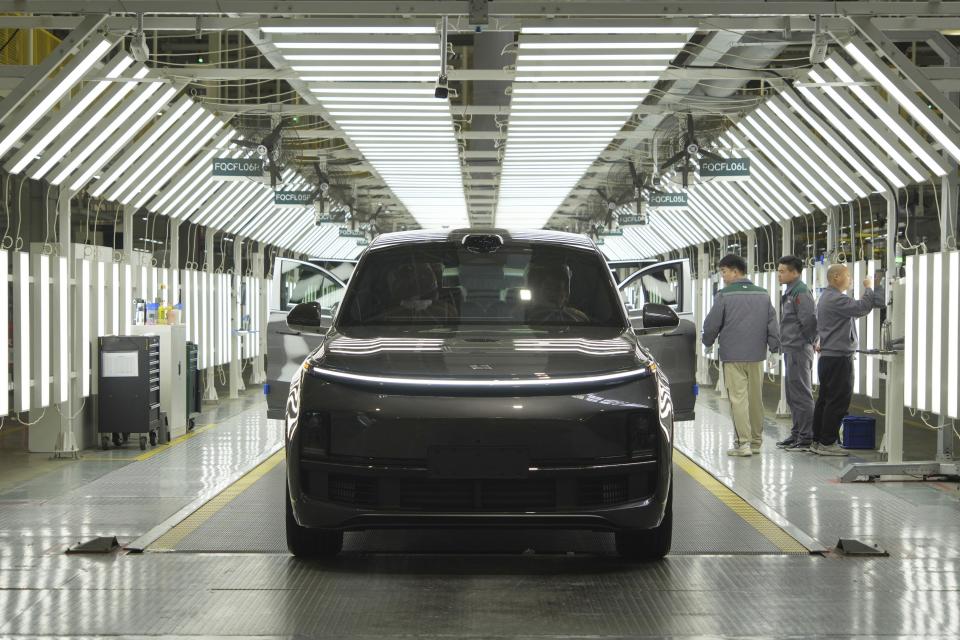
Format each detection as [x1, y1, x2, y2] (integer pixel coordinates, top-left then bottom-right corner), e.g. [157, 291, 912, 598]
[367, 228, 598, 252]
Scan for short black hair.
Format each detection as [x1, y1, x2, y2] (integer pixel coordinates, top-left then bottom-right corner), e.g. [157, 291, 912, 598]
[777, 255, 804, 273]
[718, 253, 747, 274]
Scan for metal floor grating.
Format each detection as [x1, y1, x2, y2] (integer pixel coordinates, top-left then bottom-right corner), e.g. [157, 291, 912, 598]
[152, 460, 810, 555]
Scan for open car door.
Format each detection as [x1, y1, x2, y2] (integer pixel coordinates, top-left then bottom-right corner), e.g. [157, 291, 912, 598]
[619, 259, 696, 421]
[265, 259, 346, 420]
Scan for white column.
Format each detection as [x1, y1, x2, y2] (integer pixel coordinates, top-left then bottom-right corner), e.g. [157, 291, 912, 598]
[54, 189, 79, 457]
[884, 192, 905, 464]
[777, 221, 792, 417]
[937, 166, 958, 460]
[252, 246, 268, 384]
[746, 229, 757, 273]
[230, 237, 243, 398]
[695, 243, 712, 387]
[204, 230, 219, 401]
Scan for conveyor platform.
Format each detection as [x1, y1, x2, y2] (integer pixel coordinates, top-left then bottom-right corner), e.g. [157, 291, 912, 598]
[148, 450, 812, 556]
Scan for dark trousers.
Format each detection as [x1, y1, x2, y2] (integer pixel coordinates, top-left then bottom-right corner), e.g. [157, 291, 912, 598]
[812, 355, 854, 446]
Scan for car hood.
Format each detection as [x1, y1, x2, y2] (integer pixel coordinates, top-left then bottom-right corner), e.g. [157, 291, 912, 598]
[310, 326, 650, 382]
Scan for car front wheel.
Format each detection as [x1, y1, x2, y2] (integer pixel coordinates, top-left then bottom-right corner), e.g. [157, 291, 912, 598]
[285, 485, 343, 558]
[615, 485, 672, 561]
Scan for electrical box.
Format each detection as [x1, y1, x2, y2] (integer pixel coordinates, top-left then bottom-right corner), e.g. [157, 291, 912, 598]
[98, 335, 161, 443]
[131, 325, 188, 439]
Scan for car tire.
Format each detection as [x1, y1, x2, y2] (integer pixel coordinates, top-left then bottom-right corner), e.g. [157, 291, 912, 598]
[285, 485, 343, 558]
[615, 485, 673, 561]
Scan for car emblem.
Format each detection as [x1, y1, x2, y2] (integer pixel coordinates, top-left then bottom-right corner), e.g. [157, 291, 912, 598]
[469, 364, 494, 370]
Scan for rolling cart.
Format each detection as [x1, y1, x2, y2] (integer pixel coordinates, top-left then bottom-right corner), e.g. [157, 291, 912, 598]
[97, 335, 162, 450]
[185, 341, 201, 431]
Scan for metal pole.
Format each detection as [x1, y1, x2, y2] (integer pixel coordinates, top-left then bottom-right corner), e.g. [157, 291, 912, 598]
[230, 236, 242, 399]
[204, 230, 218, 401]
[884, 191, 904, 464]
[777, 221, 792, 417]
[54, 188, 78, 458]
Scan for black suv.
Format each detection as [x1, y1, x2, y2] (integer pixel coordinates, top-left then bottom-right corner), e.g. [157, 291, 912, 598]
[267, 229, 696, 560]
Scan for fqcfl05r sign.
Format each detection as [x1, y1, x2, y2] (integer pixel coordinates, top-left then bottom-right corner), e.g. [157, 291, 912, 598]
[212, 157, 263, 180]
[649, 192, 688, 208]
[274, 190, 314, 205]
[700, 157, 750, 181]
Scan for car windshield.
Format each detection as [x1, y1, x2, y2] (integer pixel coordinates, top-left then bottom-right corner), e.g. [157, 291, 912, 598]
[338, 241, 626, 328]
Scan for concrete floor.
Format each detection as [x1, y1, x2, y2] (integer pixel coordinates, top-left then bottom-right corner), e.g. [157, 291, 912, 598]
[0, 387, 958, 639]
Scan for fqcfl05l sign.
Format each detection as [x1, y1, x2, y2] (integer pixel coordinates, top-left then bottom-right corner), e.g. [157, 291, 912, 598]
[700, 157, 750, 181]
[274, 190, 314, 205]
[212, 157, 263, 180]
[649, 192, 688, 208]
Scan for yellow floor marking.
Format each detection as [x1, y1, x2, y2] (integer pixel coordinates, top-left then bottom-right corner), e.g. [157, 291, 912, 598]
[134, 423, 218, 461]
[673, 449, 809, 554]
[81, 424, 218, 462]
[149, 449, 286, 551]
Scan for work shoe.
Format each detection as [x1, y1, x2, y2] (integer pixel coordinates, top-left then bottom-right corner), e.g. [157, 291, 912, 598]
[816, 442, 849, 457]
[776, 436, 797, 449]
[786, 440, 812, 452]
[751, 445, 762, 454]
[727, 444, 753, 457]
[807, 442, 821, 454]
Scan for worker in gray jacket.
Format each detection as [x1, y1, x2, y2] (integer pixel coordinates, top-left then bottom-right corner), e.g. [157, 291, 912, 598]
[775, 256, 818, 451]
[811, 263, 878, 456]
[702, 254, 781, 457]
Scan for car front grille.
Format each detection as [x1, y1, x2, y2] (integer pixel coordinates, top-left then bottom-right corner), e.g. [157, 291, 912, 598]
[320, 473, 646, 511]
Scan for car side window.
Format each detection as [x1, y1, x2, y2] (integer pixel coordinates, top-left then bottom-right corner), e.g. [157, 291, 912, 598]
[621, 264, 681, 311]
[280, 261, 343, 311]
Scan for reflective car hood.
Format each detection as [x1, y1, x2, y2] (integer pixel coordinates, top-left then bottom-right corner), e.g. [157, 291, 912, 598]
[314, 327, 648, 380]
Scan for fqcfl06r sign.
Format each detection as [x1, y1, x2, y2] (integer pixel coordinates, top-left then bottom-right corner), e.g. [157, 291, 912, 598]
[699, 157, 750, 180]
[649, 192, 688, 208]
[212, 157, 263, 180]
[274, 190, 314, 205]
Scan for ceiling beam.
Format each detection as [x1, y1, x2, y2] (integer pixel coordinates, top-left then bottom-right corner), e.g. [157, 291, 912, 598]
[2, 2, 960, 18]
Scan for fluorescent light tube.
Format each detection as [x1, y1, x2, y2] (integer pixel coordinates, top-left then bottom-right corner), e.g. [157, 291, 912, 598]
[0, 38, 113, 159]
[948, 251, 959, 419]
[0, 251, 7, 415]
[81, 259, 91, 397]
[60, 83, 174, 189]
[261, 25, 435, 34]
[13, 252, 30, 412]
[795, 83, 906, 189]
[7, 53, 133, 175]
[57, 257, 68, 403]
[35, 65, 152, 181]
[92, 99, 194, 197]
[845, 41, 960, 165]
[34, 254, 50, 408]
[521, 26, 696, 34]
[781, 91, 885, 194]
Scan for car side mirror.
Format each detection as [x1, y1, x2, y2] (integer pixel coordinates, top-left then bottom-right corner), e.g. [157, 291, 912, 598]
[286, 301, 330, 334]
[642, 302, 679, 329]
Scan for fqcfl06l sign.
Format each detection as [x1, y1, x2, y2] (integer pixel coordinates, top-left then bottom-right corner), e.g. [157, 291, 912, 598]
[212, 157, 263, 180]
[274, 190, 314, 205]
[700, 157, 750, 181]
[649, 192, 688, 208]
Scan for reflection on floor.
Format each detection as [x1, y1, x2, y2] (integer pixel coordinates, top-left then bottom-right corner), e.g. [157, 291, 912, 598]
[0, 389, 958, 638]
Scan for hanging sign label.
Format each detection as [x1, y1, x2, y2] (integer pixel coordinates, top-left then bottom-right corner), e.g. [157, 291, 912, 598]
[339, 228, 365, 238]
[595, 238, 605, 245]
[274, 190, 314, 205]
[619, 214, 649, 226]
[700, 157, 750, 180]
[599, 229, 623, 237]
[357, 239, 370, 246]
[212, 157, 263, 179]
[649, 192, 688, 207]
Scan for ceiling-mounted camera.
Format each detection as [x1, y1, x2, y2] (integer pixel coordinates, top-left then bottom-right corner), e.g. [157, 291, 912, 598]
[434, 74, 449, 100]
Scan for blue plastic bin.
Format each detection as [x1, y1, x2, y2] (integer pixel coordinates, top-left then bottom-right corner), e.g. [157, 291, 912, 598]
[841, 415, 876, 449]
